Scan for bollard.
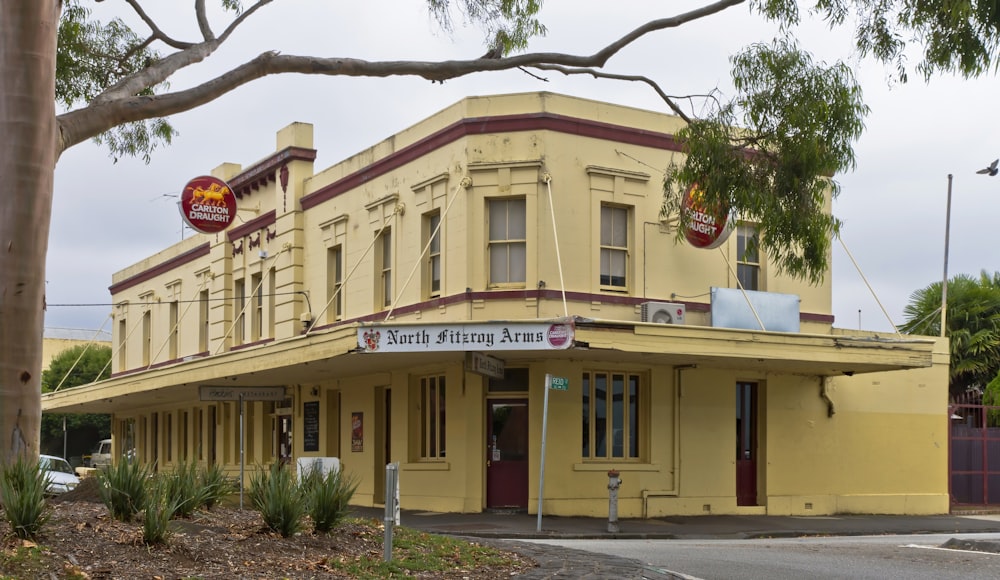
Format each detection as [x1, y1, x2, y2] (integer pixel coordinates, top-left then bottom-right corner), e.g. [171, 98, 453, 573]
[607, 469, 622, 533]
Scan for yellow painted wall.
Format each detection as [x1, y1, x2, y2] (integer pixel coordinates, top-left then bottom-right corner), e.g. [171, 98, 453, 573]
[75, 92, 947, 518]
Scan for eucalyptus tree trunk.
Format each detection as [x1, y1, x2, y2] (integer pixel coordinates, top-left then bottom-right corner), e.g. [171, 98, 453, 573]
[0, 0, 59, 461]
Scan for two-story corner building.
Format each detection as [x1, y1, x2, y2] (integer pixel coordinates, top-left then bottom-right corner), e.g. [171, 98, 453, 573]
[42, 92, 949, 517]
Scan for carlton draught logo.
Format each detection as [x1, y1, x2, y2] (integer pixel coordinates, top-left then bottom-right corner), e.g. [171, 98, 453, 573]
[546, 323, 572, 348]
[178, 176, 237, 234]
[682, 183, 733, 249]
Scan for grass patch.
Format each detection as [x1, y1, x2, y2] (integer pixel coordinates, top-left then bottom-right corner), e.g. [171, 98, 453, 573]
[325, 523, 514, 578]
[0, 544, 59, 579]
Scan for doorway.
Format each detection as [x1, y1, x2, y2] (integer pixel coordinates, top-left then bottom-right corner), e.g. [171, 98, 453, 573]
[277, 414, 292, 465]
[486, 398, 529, 509]
[736, 381, 759, 506]
[374, 387, 391, 502]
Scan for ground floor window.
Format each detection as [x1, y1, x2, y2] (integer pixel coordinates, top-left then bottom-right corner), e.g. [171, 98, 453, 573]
[582, 370, 642, 460]
[415, 374, 446, 459]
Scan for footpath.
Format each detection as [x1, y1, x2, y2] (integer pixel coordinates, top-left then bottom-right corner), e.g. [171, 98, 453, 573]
[350, 506, 1000, 579]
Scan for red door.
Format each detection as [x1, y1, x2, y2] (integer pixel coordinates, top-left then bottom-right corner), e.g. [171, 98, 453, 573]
[486, 399, 529, 509]
[736, 382, 758, 506]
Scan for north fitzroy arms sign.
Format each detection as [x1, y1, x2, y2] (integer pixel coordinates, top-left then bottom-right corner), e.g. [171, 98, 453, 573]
[358, 321, 574, 353]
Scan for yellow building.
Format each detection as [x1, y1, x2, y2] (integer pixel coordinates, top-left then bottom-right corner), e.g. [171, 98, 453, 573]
[43, 327, 112, 371]
[42, 92, 948, 517]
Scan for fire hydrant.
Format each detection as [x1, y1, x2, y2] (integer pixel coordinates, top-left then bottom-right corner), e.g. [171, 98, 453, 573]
[607, 469, 622, 533]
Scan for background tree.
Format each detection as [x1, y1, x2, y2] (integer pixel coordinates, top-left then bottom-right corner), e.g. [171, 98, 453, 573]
[898, 271, 1000, 398]
[6, 0, 1000, 460]
[39, 344, 112, 460]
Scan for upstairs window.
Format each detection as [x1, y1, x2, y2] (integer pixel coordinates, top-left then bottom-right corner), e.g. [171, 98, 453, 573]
[376, 229, 392, 309]
[425, 212, 442, 298]
[737, 225, 760, 291]
[600, 204, 629, 290]
[327, 245, 343, 322]
[488, 198, 526, 286]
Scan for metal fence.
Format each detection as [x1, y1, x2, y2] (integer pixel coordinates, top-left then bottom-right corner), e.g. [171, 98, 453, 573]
[950, 391, 1000, 507]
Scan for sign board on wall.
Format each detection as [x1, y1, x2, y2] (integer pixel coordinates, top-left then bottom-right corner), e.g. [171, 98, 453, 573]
[465, 352, 505, 379]
[199, 386, 286, 401]
[351, 412, 363, 452]
[682, 183, 734, 249]
[359, 321, 574, 353]
[178, 175, 237, 234]
[303, 401, 320, 452]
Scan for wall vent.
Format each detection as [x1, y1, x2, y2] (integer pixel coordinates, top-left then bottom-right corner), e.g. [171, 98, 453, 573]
[640, 302, 686, 325]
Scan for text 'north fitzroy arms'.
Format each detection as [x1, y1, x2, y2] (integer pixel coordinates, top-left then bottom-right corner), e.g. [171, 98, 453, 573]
[358, 321, 575, 353]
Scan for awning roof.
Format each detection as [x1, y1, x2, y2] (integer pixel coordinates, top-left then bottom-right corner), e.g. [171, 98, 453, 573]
[42, 317, 940, 415]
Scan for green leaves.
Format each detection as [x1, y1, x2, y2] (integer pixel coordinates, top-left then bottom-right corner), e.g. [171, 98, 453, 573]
[663, 39, 868, 284]
[810, 0, 1000, 81]
[426, 0, 547, 54]
[56, 1, 161, 109]
[899, 271, 1000, 396]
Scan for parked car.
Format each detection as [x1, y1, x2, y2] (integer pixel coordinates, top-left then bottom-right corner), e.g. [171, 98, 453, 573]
[40, 454, 80, 495]
[89, 439, 112, 470]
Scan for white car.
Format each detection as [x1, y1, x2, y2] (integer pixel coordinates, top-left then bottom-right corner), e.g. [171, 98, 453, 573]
[40, 454, 80, 495]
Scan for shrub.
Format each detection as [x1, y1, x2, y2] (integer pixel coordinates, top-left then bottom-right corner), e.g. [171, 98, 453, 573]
[97, 459, 150, 522]
[162, 460, 209, 518]
[303, 467, 359, 533]
[142, 476, 176, 545]
[198, 462, 236, 510]
[0, 456, 50, 539]
[249, 462, 304, 537]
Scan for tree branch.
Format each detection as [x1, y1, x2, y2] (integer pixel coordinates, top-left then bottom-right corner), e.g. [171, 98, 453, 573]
[60, 0, 749, 149]
[219, 0, 275, 44]
[125, 0, 192, 50]
[195, 0, 215, 42]
[530, 63, 693, 122]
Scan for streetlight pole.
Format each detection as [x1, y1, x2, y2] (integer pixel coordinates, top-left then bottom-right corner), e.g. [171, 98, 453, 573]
[940, 174, 953, 338]
[941, 161, 996, 337]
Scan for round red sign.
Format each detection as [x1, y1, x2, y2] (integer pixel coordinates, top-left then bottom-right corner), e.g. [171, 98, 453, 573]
[546, 324, 573, 348]
[178, 175, 237, 234]
[682, 183, 733, 249]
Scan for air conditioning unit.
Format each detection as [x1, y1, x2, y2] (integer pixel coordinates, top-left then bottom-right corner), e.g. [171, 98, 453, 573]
[640, 301, 686, 325]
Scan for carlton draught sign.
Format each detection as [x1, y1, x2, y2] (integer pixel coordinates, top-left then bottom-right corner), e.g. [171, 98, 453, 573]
[178, 175, 237, 234]
[682, 183, 733, 249]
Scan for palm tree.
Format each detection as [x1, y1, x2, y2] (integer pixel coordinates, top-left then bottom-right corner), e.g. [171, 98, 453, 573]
[899, 271, 1000, 397]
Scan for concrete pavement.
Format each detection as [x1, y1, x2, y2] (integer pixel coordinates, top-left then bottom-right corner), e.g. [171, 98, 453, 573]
[348, 506, 1000, 579]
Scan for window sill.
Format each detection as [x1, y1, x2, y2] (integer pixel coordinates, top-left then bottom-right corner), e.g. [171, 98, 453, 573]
[401, 461, 451, 471]
[573, 462, 659, 472]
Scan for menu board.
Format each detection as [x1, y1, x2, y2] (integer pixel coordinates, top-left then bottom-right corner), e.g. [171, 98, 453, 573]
[303, 401, 320, 452]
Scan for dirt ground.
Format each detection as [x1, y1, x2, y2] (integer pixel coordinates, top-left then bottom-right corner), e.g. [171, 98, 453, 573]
[1, 480, 536, 579]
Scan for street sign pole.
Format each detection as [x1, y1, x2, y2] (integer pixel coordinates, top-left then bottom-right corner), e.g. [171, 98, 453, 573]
[239, 393, 245, 510]
[537, 373, 552, 532]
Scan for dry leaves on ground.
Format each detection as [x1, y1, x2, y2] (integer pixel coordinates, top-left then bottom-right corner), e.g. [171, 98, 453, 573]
[0, 483, 536, 579]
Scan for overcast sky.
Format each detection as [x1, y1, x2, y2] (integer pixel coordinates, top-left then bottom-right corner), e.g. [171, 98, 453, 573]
[45, 1, 1000, 335]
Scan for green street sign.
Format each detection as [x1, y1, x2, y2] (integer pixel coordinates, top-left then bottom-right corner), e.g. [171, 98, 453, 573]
[549, 376, 569, 391]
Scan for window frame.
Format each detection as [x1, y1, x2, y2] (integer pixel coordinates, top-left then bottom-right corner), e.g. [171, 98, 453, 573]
[736, 224, 761, 291]
[234, 277, 246, 345]
[198, 289, 209, 353]
[376, 228, 392, 310]
[251, 272, 263, 341]
[581, 369, 644, 461]
[327, 245, 344, 323]
[168, 299, 179, 360]
[141, 309, 152, 367]
[599, 204, 630, 291]
[424, 211, 442, 298]
[487, 197, 527, 288]
[415, 373, 447, 461]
